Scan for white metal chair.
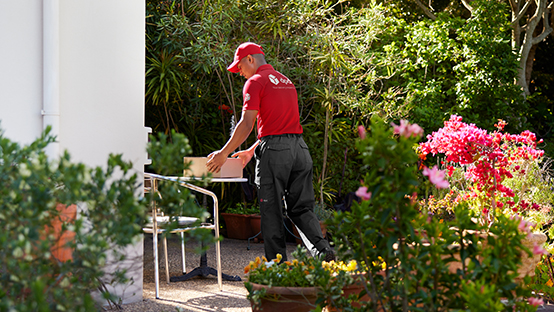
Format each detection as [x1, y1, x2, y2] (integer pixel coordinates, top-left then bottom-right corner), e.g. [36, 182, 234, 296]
[143, 172, 222, 299]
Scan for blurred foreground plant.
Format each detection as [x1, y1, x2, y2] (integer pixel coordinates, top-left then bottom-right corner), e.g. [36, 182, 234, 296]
[325, 115, 541, 311]
[0, 126, 210, 311]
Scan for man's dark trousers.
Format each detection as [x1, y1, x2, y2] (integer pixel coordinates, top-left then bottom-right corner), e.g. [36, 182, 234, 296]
[254, 134, 330, 261]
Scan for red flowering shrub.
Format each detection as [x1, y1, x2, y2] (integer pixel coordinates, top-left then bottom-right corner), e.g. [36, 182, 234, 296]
[419, 115, 552, 228]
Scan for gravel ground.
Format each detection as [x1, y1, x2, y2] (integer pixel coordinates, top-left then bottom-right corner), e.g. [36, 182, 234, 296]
[105, 235, 296, 312]
[105, 234, 554, 312]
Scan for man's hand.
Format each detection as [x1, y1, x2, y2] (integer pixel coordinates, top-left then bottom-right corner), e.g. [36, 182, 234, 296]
[207, 109, 257, 173]
[206, 150, 228, 173]
[232, 149, 254, 168]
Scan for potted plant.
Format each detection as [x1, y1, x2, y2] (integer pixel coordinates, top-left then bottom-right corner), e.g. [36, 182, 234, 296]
[244, 245, 357, 312]
[221, 202, 259, 240]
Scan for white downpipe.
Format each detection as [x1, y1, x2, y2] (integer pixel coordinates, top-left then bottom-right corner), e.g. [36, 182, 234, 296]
[42, 0, 61, 159]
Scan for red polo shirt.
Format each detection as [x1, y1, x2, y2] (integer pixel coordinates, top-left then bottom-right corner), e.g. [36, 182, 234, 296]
[242, 64, 303, 139]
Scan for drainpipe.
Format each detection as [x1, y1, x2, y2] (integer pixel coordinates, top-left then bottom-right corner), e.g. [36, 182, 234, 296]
[42, 0, 60, 159]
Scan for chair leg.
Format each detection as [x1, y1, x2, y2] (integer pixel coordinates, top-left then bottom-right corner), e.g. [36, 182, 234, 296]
[180, 232, 186, 274]
[216, 240, 222, 291]
[153, 232, 160, 299]
[163, 235, 170, 284]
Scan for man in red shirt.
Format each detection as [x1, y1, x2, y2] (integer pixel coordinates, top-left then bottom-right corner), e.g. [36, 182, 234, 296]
[207, 42, 334, 262]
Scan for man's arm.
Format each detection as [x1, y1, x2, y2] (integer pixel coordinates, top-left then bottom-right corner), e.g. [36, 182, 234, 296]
[206, 109, 257, 173]
[232, 139, 260, 168]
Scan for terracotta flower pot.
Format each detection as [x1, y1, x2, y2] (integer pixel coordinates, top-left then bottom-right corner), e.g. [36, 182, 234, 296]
[250, 214, 262, 237]
[221, 213, 254, 240]
[249, 282, 319, 312]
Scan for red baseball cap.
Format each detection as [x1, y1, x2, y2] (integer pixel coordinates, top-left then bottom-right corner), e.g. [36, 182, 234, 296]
[227, 42, 264, 73]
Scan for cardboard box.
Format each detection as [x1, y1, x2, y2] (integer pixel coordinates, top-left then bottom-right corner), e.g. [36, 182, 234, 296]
[183, 157, 243, 178]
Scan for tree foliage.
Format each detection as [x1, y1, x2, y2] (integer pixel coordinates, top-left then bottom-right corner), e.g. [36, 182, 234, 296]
[145, 0, 395, 208]
[145, 0, 553, 211]
[379, 0, 529, 133]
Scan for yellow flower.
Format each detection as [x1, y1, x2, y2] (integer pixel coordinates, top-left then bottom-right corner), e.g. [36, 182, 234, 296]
[262, 256, 268, 263]
[346, 260, 357, 272]
[255, 257, 261, 266]
[547, 279, 553, 287]
[276, 253, 283, 263]
[292, 259, 299, 265]
[373, 256, 386, 270]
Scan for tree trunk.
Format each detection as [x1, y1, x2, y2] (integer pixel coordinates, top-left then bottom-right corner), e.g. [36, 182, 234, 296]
[320, 107, 330, 207]
[512, 0, 553, 96]
[525, 41, 538, 88]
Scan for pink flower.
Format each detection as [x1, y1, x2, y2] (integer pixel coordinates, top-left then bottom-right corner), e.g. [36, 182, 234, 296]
[532, 242, 548, 256]
[392, 120, 424, 138]
[407, 123, 424, 138]
[358, 125, 366, 139]
[355, 186, 372, 201]
[528, 297, 544, 306]
[422, 166, 450, 189]
[514, 216, 534, 234]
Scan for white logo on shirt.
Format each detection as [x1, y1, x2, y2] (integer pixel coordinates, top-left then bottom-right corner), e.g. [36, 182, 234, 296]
[245, 93, 251, 102]
[280, 78, 292, 85]
[268, 74, 279, 85]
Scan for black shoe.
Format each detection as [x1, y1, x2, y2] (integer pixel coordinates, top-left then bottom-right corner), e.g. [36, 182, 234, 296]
[319, 247, 336, 262]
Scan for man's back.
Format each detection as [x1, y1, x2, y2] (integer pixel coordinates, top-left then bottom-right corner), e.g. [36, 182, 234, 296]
[242, 64, 303, 138]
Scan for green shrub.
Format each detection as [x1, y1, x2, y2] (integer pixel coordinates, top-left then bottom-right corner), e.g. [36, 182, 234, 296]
[0, 127, 145, 310]
[0, 126, 211, 311]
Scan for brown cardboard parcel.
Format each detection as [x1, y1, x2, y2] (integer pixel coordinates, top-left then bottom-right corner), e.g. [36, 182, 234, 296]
[183, 157, 243, 178]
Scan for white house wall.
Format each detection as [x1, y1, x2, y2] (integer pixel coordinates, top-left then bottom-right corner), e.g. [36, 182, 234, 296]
[0, 1, 44, 144]
[59, 1, 146, 169]
[0, 0, 146, 305]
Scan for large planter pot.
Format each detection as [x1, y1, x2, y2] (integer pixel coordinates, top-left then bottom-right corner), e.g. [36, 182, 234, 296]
[249, 283, 318, 312]
[221, 213, 254, 240]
